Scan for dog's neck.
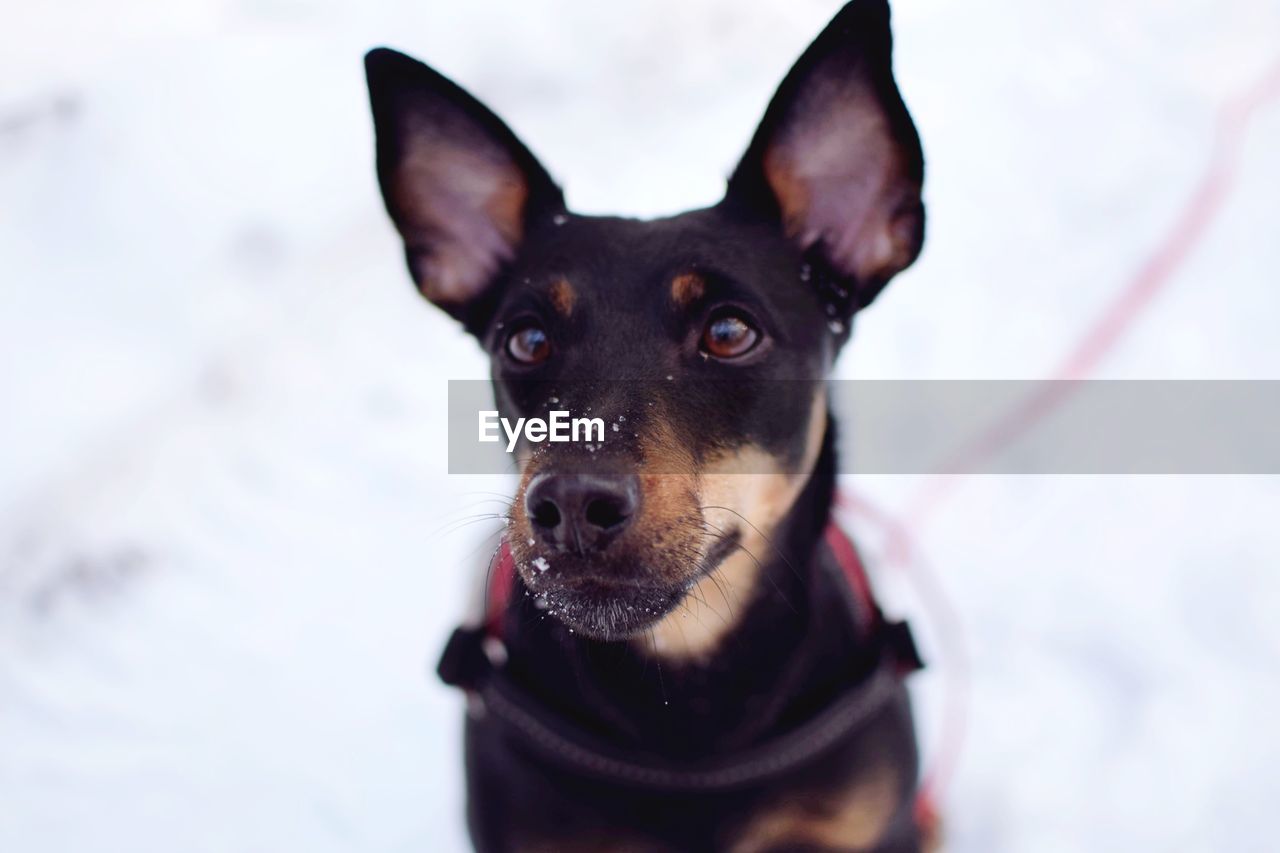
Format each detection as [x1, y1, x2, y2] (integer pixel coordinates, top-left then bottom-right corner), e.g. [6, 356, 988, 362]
[501, 425, 881, 756]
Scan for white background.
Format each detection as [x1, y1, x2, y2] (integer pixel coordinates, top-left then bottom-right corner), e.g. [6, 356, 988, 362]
[2, 1, 1279, 850]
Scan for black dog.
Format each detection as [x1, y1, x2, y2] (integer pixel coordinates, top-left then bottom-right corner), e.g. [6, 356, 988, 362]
[366, 1, 932, 849]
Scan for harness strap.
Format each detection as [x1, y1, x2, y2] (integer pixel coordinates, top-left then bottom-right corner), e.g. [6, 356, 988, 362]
[450, 642, 907, 793]
[825, 521, 878, 632]
[436, 521, 924, 793]
[484, 539, 516, 639]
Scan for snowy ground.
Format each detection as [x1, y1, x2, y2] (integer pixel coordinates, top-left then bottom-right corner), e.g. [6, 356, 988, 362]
[2, 1, 1279, 851]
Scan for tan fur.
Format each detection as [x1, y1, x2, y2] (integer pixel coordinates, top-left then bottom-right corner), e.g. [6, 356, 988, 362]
[644, 391, 827, 661]
[762, 149, 810, 242]
[669, 271, 706, 308]
[507, 391, 827, 657]
[729, 765, 900, 853]
[507, 411, 705, 594]
[628, 413, 702, 583]
[549, 276, 577, 318]
[507, 444, 551, 575]
[645, 548, 758, 660]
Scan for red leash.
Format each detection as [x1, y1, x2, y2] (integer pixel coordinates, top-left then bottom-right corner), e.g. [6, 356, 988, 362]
[473, 55, 1280, 825]
[905, 55, 1280, 529]
[847, 53, 1280, 818]
[485, 540, 516, 639]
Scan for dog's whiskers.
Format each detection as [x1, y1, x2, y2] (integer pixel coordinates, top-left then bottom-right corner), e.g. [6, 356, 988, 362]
[431, 513, 508, 539]
[700, 515, 799, 616]
[699, 504, 806, 588]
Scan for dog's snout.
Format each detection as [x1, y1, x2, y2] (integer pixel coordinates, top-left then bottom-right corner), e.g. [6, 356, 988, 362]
[525, 472, 639, 555]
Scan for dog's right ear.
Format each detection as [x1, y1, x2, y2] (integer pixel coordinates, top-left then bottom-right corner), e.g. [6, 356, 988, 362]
[365, 48, 564, 331]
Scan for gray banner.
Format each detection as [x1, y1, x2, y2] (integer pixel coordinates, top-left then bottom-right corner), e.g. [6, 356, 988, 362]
[447, 380, 1280, 475]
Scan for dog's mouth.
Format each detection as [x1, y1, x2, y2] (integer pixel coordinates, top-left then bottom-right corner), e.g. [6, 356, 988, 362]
[531, 579, 685, 640]
[517, 527, 741, 641]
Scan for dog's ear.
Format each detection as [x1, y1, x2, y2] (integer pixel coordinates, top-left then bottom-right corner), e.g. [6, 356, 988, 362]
[726, 0, 923, 312]
[365, 48, 564, 330]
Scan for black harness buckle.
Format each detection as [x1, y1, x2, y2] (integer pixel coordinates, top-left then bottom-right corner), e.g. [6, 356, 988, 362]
[882, 618, 925, 673]
[437, 626, 491, 690]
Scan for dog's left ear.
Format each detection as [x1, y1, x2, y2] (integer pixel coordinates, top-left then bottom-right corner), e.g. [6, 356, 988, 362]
[726, 0, 924, 312]
[365, 48, 565, 331]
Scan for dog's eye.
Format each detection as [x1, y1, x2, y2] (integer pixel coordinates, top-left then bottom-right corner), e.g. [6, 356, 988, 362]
[701, 312, 760, 360]
[506, 324, 551, 365]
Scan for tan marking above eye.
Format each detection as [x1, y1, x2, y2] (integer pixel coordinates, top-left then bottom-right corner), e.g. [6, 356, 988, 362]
[670, 272, 706, 308]
[548, 277, 576, 317]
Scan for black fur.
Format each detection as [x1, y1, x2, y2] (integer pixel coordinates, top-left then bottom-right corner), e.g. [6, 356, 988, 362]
[366, 2, 929, 849]
[470, 430, 926, 851]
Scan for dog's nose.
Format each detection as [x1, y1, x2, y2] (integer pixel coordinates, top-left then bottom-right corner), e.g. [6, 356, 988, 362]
[525, 472, 639, 554]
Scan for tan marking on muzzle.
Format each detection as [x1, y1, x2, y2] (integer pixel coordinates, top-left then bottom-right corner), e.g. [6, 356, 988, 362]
[644, 390, 827, 662]
[628, 413, 703, 583]
[506, 411, 705, 595]
[506, 443, 549, 573]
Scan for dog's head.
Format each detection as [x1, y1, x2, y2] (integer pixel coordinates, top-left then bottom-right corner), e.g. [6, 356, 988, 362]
[366, 0, 923, 646]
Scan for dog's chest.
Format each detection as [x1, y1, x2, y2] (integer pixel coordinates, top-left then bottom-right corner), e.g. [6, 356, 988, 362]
[464, 700, 922, 853]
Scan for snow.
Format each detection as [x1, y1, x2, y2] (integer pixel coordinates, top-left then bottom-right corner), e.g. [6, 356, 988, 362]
[2, 1, 1279, 851]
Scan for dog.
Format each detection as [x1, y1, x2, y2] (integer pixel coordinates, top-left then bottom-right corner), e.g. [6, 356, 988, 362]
[366, 1, 931, 849]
